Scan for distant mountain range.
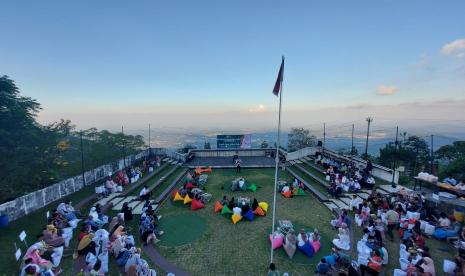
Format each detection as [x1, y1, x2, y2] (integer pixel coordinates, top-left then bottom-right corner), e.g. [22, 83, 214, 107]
[147, 130, 462, 156]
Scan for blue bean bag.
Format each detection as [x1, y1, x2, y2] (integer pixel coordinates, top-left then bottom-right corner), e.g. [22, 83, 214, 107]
[298, 241, 315, 257]
[433, 228, 458, 239]
[244, 209, 255, 221]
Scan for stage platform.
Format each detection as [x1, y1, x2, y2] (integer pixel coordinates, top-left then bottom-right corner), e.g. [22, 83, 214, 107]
[184, 156, 276, 168]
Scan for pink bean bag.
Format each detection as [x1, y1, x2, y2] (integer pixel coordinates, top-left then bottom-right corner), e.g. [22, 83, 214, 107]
[269, 233, 284, 250]
[311, 240, 321, 252]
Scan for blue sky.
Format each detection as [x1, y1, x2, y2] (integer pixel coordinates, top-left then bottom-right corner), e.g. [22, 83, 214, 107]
[1, 1, 464, 131]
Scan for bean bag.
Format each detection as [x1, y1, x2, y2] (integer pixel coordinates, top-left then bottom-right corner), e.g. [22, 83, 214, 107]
[296, 188, 305, 196]
[240, 183, 247, 191]
[214, 201, 223, 213]
[269, 233, 284, 250]
[183, 194, 192, 204]
[244, 210, 255, 221]
[258, 202, 268, 213]
[247, 184, 257, 192]
[254, 207, 265, 216]
[185, 182, 196, 189]
[221, 205, 233, 215]
[281, 190, 292, 198]
[173, 192, 184, 202]
[283, 240, 297, 259]
[311, 240, 321, 252]
[298, 242, 315, 257]
[433, 228, 458, 239]
[191, 199, 205, 211]
[232, 213, 242, 224]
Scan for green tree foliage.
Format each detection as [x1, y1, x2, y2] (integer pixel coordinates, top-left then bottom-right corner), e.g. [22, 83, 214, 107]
[378, 135, 430, 176]
[436, 141, 465, 180]
[287, 128, 316, 152]
[0, 76, 145, 203]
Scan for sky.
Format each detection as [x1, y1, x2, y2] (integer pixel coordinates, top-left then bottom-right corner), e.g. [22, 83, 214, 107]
[1, 0, 465, 134]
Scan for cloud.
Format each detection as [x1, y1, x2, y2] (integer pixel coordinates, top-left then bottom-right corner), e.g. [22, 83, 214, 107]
[376, 85, 399, 96]
[248, 104, 266, 113]
[441, 38, 465, 58]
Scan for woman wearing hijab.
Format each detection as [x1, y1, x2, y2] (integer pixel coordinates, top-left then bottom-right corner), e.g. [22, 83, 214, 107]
[283, 229, 297, 258]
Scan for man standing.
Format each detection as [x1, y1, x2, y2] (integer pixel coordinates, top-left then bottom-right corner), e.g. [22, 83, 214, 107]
[386, 204, 399, 241]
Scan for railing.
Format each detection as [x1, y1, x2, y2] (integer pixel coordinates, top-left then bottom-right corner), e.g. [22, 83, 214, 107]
[0, 149, 152, 222]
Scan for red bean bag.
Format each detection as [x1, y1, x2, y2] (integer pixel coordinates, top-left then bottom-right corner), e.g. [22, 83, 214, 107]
[186, 182, 196, 189]
[191, 199, 205, 211]
[281, 190, 292, 198]
[214, 201, 223, 213]
[253, 207, 265, 216]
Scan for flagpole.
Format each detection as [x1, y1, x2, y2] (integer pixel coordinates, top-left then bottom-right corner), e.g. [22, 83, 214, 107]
[270, 56, 284, 264]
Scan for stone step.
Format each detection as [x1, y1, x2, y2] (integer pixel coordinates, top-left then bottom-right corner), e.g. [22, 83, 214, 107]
[338, 197, 352, 206]
[294, 159, 303, 164]
[108, 196, 126, 207]
[112, 196, 137, 210]
[357, 193, 369, 200]
[378, 185, 411, 194]
[289, 160, 296, 165]
[303, 156, 312, 161]
[170, 160, 178, 164]
[162, 158, 169, 162]
[128, 200, 142, 209]
[345, 193, 366, 200]
[324, 202, 339, 212]
[133, 203, 159, 215]
[330, 199, 349, 210]
[95, 193, 119, 206]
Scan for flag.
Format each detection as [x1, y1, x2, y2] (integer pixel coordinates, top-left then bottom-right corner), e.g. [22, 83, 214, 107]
[272, 56, 284, 96]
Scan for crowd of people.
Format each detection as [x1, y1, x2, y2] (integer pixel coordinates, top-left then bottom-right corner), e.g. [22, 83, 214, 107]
[315, 154, 375, 198]
[20, 156, 164, 275]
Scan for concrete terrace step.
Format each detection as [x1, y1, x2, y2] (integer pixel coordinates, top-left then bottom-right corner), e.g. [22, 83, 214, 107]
[289, 160, 296, 165]
[155, 168, 189, 204]
[329, 199, 349, 210]
[162, 158, 169, 162]
[133, 203, 158, 215]
[95, 193, 119, 206]
[324, 202, 339, 212]
[302, 156, 312, 161]
[112, 196, 137, 210]
[294, 159, 303, 164]
[338, 197, 352, 206]
[286, 167, 329, 202]
[293, 163, 328, 187]
[378, 184, 412, 194]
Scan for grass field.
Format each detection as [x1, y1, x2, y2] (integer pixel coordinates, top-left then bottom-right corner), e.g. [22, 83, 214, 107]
[155, 168, 336, 276]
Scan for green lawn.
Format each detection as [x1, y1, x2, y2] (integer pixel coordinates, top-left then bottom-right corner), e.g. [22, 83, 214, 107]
[155, 168, 336, 275]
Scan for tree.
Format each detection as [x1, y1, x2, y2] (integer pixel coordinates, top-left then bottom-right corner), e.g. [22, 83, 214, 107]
[378, 135, 429, 176]
[435, 141, 465, 162]
[260, 140, 269, 149]
[287, 128, 316, 152]
[435, 141, 465, 180]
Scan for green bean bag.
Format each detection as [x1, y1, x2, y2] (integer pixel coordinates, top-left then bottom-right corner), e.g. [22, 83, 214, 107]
[247, 183, 257, 192]
[221, 205, 233, 215]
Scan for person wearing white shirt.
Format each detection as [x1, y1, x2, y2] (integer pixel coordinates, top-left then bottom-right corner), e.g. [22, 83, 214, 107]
[139, 185, 152, 201]
[238, 178, 245, 189]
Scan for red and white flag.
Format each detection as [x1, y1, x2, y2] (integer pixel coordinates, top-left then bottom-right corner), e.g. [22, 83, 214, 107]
[272, 57, 284, 96]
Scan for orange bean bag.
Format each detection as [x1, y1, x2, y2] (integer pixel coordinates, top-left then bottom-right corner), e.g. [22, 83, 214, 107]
[281, 190, 292, 198]
[191, 199, 205, 211]
[253, 207, 265, 216]
[214, 201, 223, 213]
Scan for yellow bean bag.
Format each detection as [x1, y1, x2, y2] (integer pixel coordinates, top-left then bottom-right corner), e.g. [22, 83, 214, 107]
[232, 213, 242, 224]
[183, 194, 192, 204]
[173, 192, 184, 202]
[258, 202, 269, 213]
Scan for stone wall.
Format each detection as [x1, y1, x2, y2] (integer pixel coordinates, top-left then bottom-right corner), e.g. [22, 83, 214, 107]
[0, 149, 151, 222]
